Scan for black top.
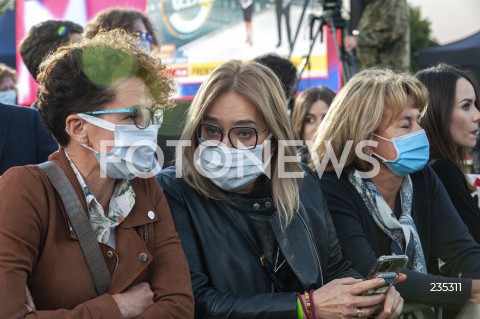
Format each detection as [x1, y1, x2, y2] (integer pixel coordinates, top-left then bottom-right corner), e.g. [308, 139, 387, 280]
[157, 164, 360, 319]
[430, 158, 480, 244]
[319, 166, 480, 309]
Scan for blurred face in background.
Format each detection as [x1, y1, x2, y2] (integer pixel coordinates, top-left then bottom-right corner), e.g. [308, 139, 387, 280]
[0, 75, 15, 92]
[303, 99, 329, 141]
[449, 77, 480, 148]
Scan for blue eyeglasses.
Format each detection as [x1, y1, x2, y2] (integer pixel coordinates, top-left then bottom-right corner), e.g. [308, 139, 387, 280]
[135, 32, 154, 43]
[83, 107, 163, 129]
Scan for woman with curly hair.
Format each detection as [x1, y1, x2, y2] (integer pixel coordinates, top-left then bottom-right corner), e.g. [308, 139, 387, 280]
[84, 8, 158, 51]
[0, 29, 193, 319]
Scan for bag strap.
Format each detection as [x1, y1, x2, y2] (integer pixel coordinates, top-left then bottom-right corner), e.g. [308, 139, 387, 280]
[38, 161, 111, 296]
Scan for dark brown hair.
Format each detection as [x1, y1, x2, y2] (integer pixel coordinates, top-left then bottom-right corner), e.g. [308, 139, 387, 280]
[0, 63, 17, 92]
[417, 64, 480, 172]
[37, 29, 175, 147]
[84, 7, 159, 46]
[19, 20, 84, 81]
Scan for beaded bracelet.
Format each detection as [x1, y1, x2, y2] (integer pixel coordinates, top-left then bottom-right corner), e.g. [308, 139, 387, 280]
[304, 291, 312, 318]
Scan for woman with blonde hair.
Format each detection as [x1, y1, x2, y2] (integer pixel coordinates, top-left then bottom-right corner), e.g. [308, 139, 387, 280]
[157, 60, 404, 319]
[314, 68, 480, 313]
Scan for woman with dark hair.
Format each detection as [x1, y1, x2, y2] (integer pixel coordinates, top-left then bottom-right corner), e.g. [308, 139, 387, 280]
[417, 64, 480, 244]
[0, 30, 193, 318]
[292, 86, 336, 163]
[84, 8, 158, 50]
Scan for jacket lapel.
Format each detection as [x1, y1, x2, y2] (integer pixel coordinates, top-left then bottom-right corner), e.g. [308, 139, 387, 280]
[108, 181, 158, 293]
[272, 213, 322, 289]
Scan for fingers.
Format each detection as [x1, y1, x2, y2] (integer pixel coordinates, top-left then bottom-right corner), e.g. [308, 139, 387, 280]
[354, 305, 381, 319]
[349, 294, 386, 308]
[350, 278, 386, 295]
[331, 277, 364, 286]
[393, 273, 407, 285]
[375, 287, 403, 319]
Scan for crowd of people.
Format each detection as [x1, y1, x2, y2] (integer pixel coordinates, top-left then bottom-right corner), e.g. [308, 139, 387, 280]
[0, 4, 479, 319]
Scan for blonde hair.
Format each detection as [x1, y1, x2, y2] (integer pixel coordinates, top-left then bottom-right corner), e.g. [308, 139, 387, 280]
[181, 60, 303, 224]
[310, 68, 428, 173]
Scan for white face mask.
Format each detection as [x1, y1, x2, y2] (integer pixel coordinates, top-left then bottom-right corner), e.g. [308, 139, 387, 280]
[0, 90, 16, 105]
[77, 113, 160, 180]
[195, 135, 272, 192]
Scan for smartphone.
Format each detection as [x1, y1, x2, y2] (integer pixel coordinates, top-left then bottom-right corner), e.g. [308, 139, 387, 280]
[363, 255, 408, 296]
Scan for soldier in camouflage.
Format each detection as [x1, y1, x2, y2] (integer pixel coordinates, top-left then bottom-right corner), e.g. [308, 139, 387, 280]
[345, 0, 410, 72]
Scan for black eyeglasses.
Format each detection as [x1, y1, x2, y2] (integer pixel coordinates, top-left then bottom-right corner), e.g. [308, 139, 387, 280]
[197, 123, 268, 149]
[82, 107, 163, 129]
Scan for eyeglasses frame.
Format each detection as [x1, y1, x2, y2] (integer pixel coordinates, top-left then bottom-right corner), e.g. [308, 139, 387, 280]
[197, 123, 268, 149]
[83, 107, 163, 129]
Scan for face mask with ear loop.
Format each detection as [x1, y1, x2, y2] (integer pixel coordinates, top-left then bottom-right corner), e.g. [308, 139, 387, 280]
[372, 129, 430, 177]
[76, 113, 160, 180]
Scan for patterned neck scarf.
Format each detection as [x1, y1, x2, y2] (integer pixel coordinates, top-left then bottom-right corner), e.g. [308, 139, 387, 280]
[348, 172, 427, 273]
[65, 150, 136, 245]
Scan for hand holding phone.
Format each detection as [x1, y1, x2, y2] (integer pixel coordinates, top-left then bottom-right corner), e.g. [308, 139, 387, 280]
[363, 255, 408, 296]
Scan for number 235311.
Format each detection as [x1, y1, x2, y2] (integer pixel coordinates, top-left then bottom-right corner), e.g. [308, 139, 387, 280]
[430, 283, 461, 292]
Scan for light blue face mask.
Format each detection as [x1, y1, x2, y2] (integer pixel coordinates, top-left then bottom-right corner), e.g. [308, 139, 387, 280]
[77, 113, 160, 180]
[196, 135, 272, 192]
[373, 129, 430, 177]
[0, 90, 16, 105]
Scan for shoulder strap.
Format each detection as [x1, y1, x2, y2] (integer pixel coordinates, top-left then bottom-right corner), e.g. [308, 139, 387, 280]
[38, 161, 111, 296]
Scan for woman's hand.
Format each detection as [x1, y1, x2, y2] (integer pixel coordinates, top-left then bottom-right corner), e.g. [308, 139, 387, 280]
[25, 286, 36, 313]
[469, 279, 480, 303]
[375, 285, 403, 319]
[312, 277, 386, 319]
[112, 282, 154, 319]
[312, 276, 404, 319]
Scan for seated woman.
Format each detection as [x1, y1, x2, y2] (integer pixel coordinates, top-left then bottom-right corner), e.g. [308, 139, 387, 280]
[157, 60, 404, 319]
[417, 64, 480, 244]
[0, 30, 193, 318]
[313, 68, 480, 313]
[292, 86, 336, 163]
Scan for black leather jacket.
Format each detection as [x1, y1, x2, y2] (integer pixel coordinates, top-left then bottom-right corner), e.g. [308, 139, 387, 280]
[157, 165, 360, 319]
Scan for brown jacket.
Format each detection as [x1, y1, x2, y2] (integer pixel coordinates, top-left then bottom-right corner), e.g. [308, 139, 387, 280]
[0, 150, 194, 319]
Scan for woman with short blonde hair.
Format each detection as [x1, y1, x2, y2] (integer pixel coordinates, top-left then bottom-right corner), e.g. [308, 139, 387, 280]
[316, 68, 480, 313]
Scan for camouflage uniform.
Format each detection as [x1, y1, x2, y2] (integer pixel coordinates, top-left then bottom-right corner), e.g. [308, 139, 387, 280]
[356, 0, 410, 72]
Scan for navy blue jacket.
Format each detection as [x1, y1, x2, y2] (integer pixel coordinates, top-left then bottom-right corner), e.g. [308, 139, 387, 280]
[0, 103, 57, 175]
[320, 166, 480, 309]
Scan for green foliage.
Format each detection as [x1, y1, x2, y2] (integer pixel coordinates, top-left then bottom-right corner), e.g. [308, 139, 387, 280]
[409, 5, 438, 72]
[0, 0, 14, 15]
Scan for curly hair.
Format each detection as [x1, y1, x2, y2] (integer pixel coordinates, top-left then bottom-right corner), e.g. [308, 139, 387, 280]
[0, 63, 17, 92]
[37, 29, 175, 147]
[19, 20, 84, 81]
[84, 7, 159, 46]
